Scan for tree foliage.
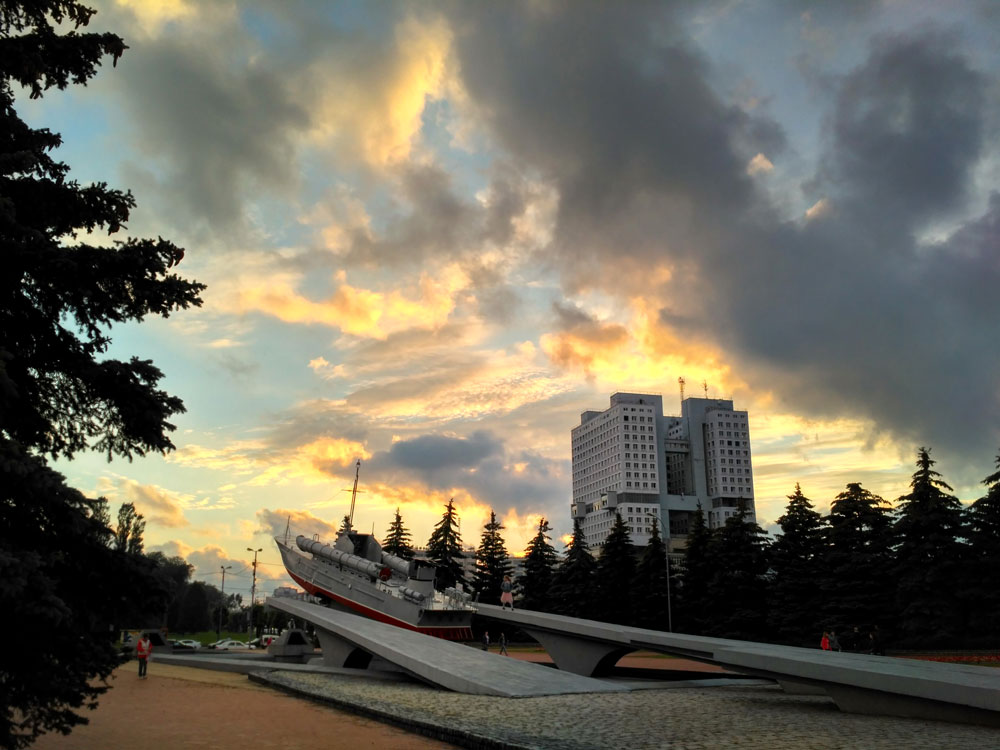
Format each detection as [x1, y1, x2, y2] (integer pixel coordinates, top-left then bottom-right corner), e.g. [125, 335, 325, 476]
[382, 507, 414, 560]
[114, 501, 145, 555]
[676, 502, 713, 634]
[768, 484, 826, 646]
[0, 2, 203, 746]
[893, 447, 967, 646]
[702, 501, 769, 641]
[967, 451, 1000, 640]
[425, 498, 465, 591]
[821, 482, 894, 637]
[519, 518, 559, 612]
[551, 518, 596, 619]
[633, 518, 670, 631]
[594, 512, 636, 625]
[472, 510, 512, 604]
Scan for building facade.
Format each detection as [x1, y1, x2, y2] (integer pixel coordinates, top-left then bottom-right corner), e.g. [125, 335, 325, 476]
[571, 392, 756, 551]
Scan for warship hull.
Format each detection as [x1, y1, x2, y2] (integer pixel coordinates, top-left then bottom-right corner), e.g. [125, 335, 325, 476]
[277, 538, 474, 641]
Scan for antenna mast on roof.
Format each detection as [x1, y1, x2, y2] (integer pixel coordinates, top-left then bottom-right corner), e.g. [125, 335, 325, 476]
[678, 376, 686, 407]
[703, 380, 708, 399]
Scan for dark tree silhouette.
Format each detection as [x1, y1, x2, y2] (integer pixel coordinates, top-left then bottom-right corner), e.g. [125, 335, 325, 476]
[0, 2, 203, 746]
[633, 518, 670, 631]
[472, 510, 513, 604]
[382, 507, 415, 560]
[967, 451, 1000, 641]
[769, 484, 826, 646]
[595, 513, 636, 625]
[676, 502, 713, 634]
[425, 498, 465, 591]
[114, 502, 146, 555]
[821, 482, 894, 640]
[551, 518, 597, 619]
[893, 447, 967, 647]
[519, 518, 559, 612]
[703, 501, 769, 641]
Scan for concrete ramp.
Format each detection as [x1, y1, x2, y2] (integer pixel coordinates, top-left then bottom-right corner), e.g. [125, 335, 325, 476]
[476, 604, 1000, 726]
[267, 597, 628, 697]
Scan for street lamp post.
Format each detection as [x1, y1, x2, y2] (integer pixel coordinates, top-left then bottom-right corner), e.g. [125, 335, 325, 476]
[218, 565, 232, 637]
[247, 547, 262, 641]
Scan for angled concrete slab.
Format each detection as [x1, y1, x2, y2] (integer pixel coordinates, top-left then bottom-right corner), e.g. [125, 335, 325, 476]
[476, 603, 1000, 726]
[268, 597, 629, 697]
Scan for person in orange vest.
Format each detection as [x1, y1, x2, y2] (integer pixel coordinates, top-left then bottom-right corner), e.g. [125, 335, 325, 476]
[136, 634, 152, 679]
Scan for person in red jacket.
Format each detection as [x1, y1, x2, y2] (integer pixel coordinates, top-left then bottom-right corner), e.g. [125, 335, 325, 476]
[136, 634, 152, 679]
[820, 631, 831, 651]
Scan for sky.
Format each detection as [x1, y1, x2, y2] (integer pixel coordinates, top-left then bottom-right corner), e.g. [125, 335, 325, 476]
[22, 0, 1000, 601]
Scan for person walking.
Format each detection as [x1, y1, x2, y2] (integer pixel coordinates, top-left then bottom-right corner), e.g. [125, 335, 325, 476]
[500, 575, 514, 610]
[136, 634, 152, 679]
[481, 631, 490, 651]
[828, 631, 842, 652]
[498, 632, 508, 656]
[820, 631, 831, 651]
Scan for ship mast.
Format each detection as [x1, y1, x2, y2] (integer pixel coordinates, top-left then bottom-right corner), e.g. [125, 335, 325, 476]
[348, 459, 361, 528]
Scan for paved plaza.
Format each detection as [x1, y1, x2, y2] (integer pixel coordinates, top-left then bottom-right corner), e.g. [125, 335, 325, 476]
[257, 669, 1000, 750]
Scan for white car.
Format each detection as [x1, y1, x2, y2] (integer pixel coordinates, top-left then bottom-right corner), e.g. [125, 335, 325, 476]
[173, 639, 202, 650]
[210, 639, 248, 650]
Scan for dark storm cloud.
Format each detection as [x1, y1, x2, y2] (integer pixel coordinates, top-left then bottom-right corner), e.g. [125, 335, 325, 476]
[374, 430, 501, 475]
[819, 30, 986, 231]
[449, 6, 999, 479]
[116, 30, 308, 236]
[366, 430, 569, 523]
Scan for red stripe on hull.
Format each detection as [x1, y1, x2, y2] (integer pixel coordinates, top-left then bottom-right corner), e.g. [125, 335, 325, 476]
[288, 571, 472, 641]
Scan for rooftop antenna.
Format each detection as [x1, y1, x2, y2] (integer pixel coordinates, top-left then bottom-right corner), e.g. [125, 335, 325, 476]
[702, 380, 708, 399]
[678, 376, 686, 406]
[342, 459, 364, 529]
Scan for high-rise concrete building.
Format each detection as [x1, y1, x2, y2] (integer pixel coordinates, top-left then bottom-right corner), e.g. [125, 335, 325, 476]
[571, 392, 756, 552]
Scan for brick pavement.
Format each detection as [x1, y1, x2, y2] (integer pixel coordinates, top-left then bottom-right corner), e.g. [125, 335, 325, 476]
[258, 670, 1000, 750]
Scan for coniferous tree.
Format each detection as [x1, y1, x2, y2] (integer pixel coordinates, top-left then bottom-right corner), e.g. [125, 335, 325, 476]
[633, 518, 670, 631]
[595, 512, 636, 625]
[0, 3, 204, 745]
[676, 502, 714, 634]
[551, 518, 597, 618]
[703, 501, 770, 641]
[769, 484, 826, 646]
[473, 510, 513, 604]
[822, 482, 894, 642]
[893, 447, 967, 647]
[382, 507, 415, 560]
[967, 451, 1000, 641]
[425, 498, 465, 591]
[519, 518, 559, 612]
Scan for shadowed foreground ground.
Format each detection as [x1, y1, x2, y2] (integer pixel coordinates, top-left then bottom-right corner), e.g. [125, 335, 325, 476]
[32, 662, 456, 750]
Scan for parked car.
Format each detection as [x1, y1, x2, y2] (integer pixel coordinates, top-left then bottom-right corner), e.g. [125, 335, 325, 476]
[248, 636, 275, 649]
[208, 639, 248, 650]
[172, 639, 202, 651]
